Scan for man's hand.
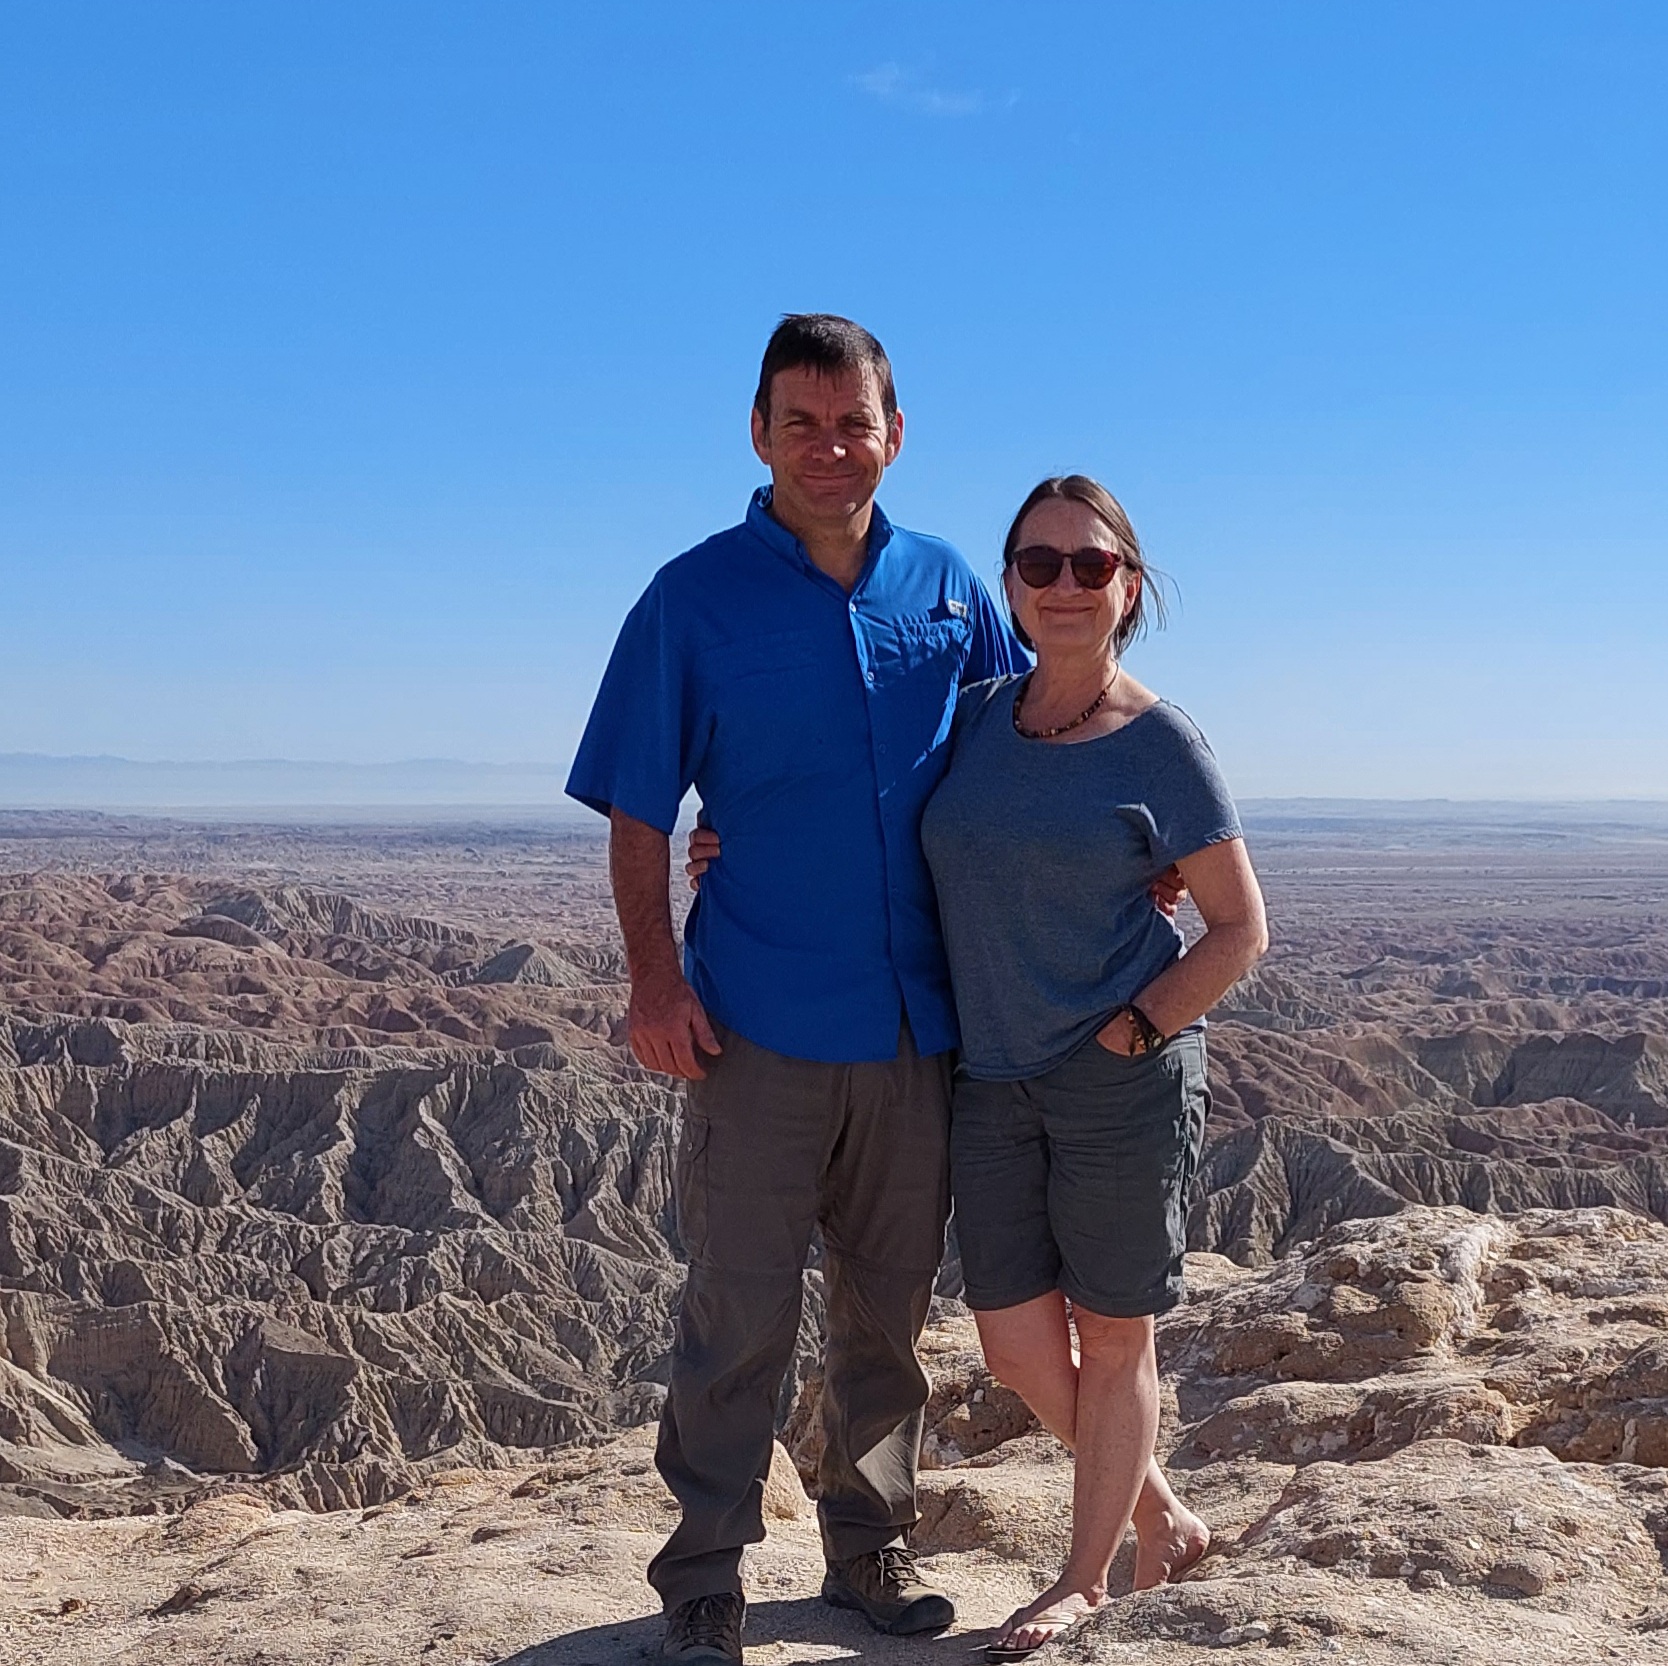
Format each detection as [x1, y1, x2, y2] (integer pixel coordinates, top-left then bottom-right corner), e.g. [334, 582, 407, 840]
[685, 826, 721, 890]
[609, 807, 724, 1080]
[1150, 864, 1187, 917]
[628, 964, 723, 1079]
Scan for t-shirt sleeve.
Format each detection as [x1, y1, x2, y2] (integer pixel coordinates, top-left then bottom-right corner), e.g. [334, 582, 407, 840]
[564, 578, 707, 833]
[962, 576, 1029, 685]
[947, 682, 984, 749]
[1145, 721, 1243, 867]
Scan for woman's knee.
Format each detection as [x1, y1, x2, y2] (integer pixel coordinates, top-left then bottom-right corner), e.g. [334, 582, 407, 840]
[1071, 1308, 1154, 1368]
[975, 1300, 1071, 1388]
[977, 1327, 1045, 1389]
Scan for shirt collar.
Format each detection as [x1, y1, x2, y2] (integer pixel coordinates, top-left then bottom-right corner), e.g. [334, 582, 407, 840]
[746, 487, 895, 583]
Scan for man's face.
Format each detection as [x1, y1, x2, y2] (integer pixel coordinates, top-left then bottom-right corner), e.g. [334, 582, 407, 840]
[751, 364, 904, 530]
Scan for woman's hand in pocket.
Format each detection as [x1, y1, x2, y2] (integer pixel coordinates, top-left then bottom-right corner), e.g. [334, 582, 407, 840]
[1094, 1008, 1138, 1055]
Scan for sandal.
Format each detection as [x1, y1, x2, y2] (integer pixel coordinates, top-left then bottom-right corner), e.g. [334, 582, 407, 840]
[984, 1601, 1091, 1662]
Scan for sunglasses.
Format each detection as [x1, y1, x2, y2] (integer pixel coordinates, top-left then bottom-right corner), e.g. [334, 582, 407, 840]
[1007, 545, 1126, 590]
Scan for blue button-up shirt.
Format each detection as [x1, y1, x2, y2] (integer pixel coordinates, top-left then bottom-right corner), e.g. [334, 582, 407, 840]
[566, 488, 1027, 1062]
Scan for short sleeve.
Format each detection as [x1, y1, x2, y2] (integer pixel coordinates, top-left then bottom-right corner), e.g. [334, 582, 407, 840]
[1144, 718, 1242, 867]
[962, 576, 1029, 685]
[564, 578, 708, 832]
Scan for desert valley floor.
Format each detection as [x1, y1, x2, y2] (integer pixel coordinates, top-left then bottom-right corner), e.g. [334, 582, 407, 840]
[1, 802, 1666, 1665]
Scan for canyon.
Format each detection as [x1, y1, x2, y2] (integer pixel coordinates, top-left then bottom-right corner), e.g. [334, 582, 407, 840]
[0, 803, 1665, 1663]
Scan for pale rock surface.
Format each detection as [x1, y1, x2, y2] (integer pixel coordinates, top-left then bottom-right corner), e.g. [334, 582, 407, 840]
[11, 1208, 1664, 1663]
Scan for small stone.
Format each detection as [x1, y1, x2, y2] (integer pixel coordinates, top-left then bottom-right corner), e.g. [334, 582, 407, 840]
[761, 1440, 810, 1521]
[150, 1581, 215, 1617]
[1488, 1551, 1555, 1597]
[1410, 1566, 1446, 1591]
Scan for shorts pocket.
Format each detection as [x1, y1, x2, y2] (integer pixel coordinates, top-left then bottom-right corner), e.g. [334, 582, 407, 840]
[1084, 1027, 1165, 1073]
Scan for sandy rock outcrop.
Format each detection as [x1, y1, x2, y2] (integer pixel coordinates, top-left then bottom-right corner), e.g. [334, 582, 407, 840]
[10, 1207, 1668, 1663]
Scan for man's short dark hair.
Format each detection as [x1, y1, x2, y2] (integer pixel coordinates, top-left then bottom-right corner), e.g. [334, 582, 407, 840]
[754, 314, 897, 426]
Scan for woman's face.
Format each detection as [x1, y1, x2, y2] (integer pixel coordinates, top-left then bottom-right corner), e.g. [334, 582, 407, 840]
[1004, 497, 1141, 660]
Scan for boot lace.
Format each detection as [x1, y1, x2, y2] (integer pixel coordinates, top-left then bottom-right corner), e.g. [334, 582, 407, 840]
[877, 1546, 922, 1591]
[681, 1594, 740, 1649]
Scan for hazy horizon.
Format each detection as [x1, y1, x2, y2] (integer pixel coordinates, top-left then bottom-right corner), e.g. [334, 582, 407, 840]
[4, 752, 1668, 821]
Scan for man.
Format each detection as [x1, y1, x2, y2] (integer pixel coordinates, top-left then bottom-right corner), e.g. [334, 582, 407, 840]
[566, 314, 1025, 1662]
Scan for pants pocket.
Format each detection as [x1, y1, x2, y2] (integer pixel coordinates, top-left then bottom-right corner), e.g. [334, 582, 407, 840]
[674, 1107, 711, 1264]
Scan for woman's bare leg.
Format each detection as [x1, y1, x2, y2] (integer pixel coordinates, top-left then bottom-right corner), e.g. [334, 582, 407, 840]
[974, 1292, 1079, 1443]
[982, 1309, 1159, 1649]
[974, 1296, 1209, 1592]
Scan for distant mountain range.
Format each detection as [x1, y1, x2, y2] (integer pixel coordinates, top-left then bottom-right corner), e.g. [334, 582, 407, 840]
[2, 754, 1665, 835]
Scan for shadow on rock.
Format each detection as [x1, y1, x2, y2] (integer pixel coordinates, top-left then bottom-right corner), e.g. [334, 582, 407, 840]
[497, 1598, 980, 1665]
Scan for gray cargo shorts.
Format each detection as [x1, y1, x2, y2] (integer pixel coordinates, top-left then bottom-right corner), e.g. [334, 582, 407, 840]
[950, 1030, 1210, 1318]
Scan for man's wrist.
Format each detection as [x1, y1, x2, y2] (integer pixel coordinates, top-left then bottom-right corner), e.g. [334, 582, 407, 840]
[629, 947, 686, 993]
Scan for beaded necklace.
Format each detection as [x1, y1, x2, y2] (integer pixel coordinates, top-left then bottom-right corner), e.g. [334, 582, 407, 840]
[1011, 664, 1121, 740]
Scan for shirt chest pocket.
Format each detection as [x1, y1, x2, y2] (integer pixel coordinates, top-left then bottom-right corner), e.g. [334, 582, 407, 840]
[889, 615, 972, 681]
[704, 629, 825, 740]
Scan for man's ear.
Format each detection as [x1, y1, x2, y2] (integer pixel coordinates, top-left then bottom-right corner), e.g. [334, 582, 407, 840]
[750, 404, 771, 466]
[885, 408, 904, 467]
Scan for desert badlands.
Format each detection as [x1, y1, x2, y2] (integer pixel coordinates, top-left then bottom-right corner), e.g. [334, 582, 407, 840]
[1, 805, 1667, 1664]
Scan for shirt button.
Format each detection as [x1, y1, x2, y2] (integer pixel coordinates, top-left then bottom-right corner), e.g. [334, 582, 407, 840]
[865, 671, 875, 684]
[849, 601, 857, 612]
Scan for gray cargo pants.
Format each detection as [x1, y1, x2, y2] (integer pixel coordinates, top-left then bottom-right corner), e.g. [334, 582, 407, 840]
[647, 1020, 952, 1610]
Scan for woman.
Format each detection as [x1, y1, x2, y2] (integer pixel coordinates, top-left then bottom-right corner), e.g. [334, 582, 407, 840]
[687, 474, 1266, 1657]
[919, 475, 1266, 1657]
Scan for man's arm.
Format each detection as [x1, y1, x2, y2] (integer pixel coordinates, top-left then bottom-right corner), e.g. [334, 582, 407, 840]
[962, 572, 1029, 684]
[610, 807, 722, 1079]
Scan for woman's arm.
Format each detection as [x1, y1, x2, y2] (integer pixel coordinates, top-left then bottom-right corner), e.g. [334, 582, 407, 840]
[1097, 837, 1268, 1054]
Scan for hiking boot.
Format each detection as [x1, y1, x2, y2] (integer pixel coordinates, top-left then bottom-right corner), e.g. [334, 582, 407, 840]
[662, 1592, 745, 1663]
[822, 1545, 955, 1635]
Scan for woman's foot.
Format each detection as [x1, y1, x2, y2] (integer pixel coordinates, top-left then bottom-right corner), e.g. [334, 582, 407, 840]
[985, 1583, 1102, 1660]
[1132, 1502, 1211, 1590]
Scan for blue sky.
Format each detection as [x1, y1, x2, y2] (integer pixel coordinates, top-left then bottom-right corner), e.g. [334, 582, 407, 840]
[2, 1, 1665, 798]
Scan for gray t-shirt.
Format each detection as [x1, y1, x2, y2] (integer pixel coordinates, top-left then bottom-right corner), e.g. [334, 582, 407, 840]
[920, 677, 1242, 1081]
